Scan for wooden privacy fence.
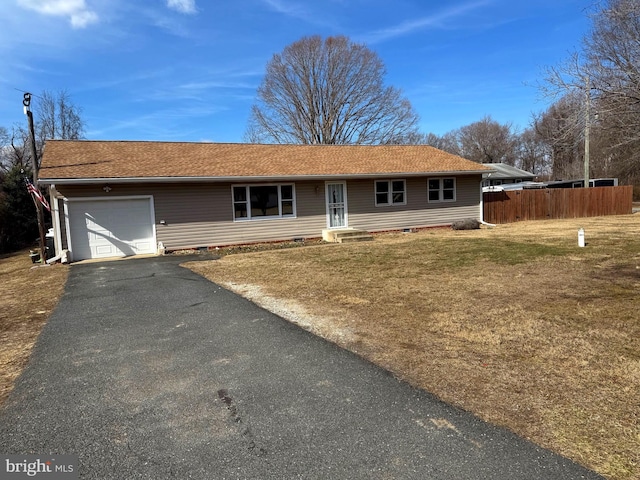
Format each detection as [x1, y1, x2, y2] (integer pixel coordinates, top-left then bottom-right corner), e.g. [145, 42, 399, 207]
[483, 185, 633, 224]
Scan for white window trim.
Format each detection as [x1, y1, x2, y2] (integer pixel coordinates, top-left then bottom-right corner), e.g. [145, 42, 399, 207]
[375, 179, 407, 206]
[428, 177, 457, 203]
[232, 183, 296, 221]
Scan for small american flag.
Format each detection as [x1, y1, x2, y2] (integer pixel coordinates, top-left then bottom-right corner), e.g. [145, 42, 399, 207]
[26, 179, 51, 212]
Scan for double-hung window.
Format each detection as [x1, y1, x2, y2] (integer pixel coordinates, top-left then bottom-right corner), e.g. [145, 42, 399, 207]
[375, 179, 406, 206]
[233, 184, 295, 220]
[427, 178, 456, 203]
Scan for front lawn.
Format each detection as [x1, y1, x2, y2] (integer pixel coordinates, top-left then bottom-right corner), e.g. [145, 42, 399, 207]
[0, 250, 68, 405]
[187, 215, 640, 480]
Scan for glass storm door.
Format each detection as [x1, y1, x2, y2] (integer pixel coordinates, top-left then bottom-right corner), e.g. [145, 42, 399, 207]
[326, 182, 347, 228]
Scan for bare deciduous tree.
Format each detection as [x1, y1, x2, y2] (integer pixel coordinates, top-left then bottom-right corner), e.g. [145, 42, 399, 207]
[543, 0, 640, 186]
[33, 89, 85, 167]
[455, 116, 518, 164]
[584, 0, 640, 132]
[429, 131, 460, 156]
[246, 35, 419, 145]
[533, 94, 585, 179]
[0, 127, 8, 171]
[1, 90, 85, 171]
[0, 125, 30, 173]
[517, 127, 551, 176]
[422, 116, 518, 164]
[0, 90, 85, 253]
[399, 131, 461, 154]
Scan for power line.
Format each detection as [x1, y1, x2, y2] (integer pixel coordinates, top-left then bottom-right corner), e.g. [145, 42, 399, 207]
[12, 88, 44, 100]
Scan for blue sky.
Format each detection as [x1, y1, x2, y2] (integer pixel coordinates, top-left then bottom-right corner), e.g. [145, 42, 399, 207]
[1, 0, 590, 142]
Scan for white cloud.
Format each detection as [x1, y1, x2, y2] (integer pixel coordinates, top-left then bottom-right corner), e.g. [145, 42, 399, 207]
[17, 0, 99, 28]
[70, 9, 98, 27]
[259, 0, 338, 28]
[167, 0, 197, 14]
[362, 0, 491, 44]
[262, 0, 299, 17]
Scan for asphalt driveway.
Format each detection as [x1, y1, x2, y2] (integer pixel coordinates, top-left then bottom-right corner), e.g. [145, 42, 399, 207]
[0, 256, 603, 479]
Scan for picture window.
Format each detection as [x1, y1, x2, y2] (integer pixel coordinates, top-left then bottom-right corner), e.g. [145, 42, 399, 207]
[232, 184, 296, 220]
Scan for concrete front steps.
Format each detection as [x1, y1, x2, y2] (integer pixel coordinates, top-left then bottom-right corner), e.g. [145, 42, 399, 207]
[322, 228, 374, 243]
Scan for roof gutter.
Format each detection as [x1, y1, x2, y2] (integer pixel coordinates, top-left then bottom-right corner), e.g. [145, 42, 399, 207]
[39, 170, 493, 185]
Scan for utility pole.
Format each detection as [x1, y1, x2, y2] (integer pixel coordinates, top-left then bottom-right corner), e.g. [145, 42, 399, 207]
[584, 76, 590, 189]
[23, 92, 47, 261]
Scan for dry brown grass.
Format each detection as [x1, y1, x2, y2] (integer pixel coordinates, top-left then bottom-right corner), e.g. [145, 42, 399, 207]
[0, 250, 68, 406]
[187, 215, 640, 480]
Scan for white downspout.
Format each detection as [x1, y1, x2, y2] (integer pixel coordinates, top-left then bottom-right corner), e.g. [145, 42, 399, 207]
[50, 184, 63, 256]
[479, 178, 496, 227]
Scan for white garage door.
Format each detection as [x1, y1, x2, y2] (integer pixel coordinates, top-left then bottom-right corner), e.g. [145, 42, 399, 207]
[67, 198, 155, 261]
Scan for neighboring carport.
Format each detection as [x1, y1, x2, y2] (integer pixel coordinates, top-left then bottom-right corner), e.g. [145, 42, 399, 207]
[0, 257, 603, 479]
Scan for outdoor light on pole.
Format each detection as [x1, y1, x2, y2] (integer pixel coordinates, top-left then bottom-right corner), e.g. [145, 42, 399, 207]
[23, 92, 47, 261]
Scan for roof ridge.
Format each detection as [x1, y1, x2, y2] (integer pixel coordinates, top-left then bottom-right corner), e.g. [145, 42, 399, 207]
[45, 139, 446, 148]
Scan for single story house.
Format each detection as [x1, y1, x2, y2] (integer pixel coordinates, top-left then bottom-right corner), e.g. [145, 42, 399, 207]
[38, 140, 492, 262]
[481, 163, 536, 187]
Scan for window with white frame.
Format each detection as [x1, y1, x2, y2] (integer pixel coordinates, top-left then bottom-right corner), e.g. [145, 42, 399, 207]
[375, 179, 406, 206]
[232, 184, 295, 220]
[427, 178, 456, 203]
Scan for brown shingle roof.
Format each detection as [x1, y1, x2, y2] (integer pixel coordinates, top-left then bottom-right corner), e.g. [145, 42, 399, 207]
[39, 140, 490, 182]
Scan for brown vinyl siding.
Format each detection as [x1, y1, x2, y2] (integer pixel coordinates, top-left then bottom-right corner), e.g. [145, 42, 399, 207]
[347, 175, 482, 231]
[54, 175, 481, 251]
[55, 182, 328, 250]
[154, 181, 327, 248]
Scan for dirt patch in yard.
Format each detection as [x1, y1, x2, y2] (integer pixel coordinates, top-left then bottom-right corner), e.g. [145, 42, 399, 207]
[186, 215, 640, 480]
[0, 250, 68, 406]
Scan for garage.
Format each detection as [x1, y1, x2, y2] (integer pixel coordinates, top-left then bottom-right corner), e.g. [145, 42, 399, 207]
[66, 197, 156, 261]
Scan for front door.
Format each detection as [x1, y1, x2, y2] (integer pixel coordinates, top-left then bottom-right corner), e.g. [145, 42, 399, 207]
[326, 182, 347, 228]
